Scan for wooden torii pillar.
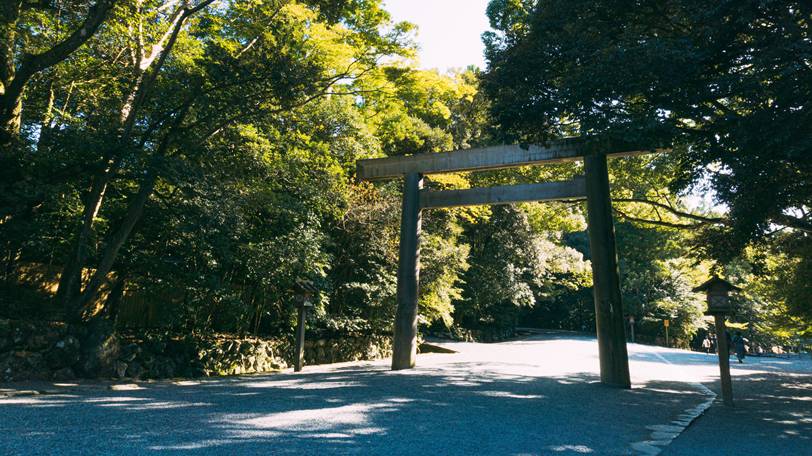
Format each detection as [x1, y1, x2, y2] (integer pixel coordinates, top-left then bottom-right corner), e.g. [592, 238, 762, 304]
[357, 139, 651, 388]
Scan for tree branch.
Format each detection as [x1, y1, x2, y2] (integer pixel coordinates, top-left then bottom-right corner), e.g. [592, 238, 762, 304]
[771, 213, 812, 233]
[8, 0, 115, 100]
[613, 207, 705, 229]
[614, 198, 726, 225]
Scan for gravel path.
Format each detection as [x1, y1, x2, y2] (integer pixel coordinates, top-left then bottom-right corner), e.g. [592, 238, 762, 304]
[0, 332, 807, 455]
[660, 352, 812, 456]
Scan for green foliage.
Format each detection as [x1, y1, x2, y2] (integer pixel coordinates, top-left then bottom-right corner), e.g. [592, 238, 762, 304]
[481, 0, 811, 342]
[0, 0, 806, 353]
[482, 0, 811, 253]
[455, 205, 542, 331]
[326, 184, 400, 331]
[419, 211, 470, 328]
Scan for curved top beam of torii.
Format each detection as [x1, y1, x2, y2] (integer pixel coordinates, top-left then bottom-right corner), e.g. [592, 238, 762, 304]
[356, 137, 661, 182]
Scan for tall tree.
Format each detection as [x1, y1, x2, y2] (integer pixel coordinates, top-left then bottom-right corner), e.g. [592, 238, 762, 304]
[482, 0, 812, 255]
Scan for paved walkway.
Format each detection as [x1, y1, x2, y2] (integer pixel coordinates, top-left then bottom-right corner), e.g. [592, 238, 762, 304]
[0, 332, 809, 455]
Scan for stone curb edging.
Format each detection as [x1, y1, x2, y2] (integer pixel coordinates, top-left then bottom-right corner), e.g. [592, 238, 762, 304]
[628, 350, 718, 456]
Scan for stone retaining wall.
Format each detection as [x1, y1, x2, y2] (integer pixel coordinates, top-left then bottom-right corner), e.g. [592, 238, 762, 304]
[0, 319, 392, 382]
[301, 335, 392, 367]
[0, 319, 77, 382]
[115, 333, 290, 379]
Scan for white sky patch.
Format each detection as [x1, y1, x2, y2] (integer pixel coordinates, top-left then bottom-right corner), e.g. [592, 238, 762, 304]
[682, 167, 730, 214]
[384, 0, 491, 72]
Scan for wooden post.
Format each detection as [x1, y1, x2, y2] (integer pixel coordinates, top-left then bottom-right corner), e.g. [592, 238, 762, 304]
[294, 303, 307, 372]
[629, 317, 635, 343]
[584, 152, 631, 388]
[392, 172, 423, 370]
[714, 315, 734, 406]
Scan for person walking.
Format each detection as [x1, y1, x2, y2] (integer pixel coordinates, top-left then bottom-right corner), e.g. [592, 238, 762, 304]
[732, 331, 747, 363]
[702, 336, 712, 354]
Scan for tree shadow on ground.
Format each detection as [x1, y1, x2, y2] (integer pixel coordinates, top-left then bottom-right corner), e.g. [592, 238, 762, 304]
[1, 362, 708, 455]
[662, 370, 812, 455]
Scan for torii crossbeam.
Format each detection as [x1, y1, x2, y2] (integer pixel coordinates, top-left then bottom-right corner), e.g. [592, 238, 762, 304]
[357, 138, 659, 388]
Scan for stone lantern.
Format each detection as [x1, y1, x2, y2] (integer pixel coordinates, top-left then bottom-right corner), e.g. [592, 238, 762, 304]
[293, 279, 318, 372]
[693, 275, 741, 316]
[693, 275, 741, 406]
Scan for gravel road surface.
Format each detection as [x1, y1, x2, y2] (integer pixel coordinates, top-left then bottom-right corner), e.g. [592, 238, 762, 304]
[1, 331, 808, 455]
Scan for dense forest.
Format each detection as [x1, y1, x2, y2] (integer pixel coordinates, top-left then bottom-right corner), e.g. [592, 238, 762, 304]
[1, 0, 809, 356]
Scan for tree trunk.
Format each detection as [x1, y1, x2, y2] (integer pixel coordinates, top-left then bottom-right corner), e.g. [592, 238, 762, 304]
[0, 2, 19, 145]
[56, 162, 114, 308]
[0, 91, 21, 143]
[67, 112, 188, 321]
[57, 3, 197, 311]
[69, 164, 159, 320]
[104, 272, 127, 323]
[76, 315, 119, 377]
[0, 2, 17, 84]
[36, 79, 56, 152]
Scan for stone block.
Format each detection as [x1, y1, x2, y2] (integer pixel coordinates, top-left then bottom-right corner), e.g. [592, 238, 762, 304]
[114, 361, 128, 378]
[126, 361, 143, 379]
[52, 367, 76, 381]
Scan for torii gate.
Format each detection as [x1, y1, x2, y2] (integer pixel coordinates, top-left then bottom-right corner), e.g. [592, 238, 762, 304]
[357, 138, 657, 388]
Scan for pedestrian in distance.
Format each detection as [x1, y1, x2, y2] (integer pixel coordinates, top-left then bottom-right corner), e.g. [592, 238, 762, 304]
[732, 331, 747, 363]
[702, 336, 711, 354]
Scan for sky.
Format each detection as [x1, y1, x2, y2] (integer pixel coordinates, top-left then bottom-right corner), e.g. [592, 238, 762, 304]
[383, 0, 492, 72]
[382, 1, 720, 211]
